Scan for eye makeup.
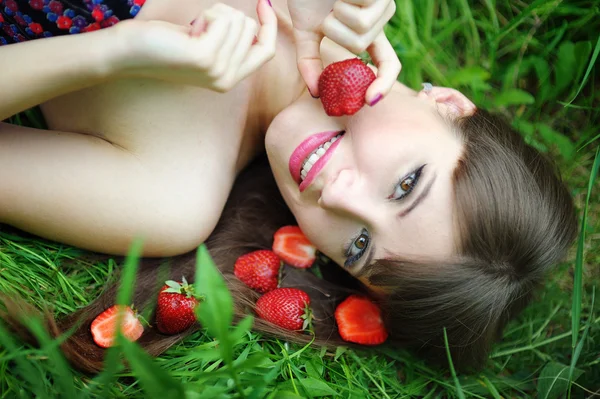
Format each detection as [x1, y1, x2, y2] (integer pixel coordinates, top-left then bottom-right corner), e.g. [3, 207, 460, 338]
[344, 229, 370, 267]
[389, 164, 426, 201]
[343, 165, 427, 268]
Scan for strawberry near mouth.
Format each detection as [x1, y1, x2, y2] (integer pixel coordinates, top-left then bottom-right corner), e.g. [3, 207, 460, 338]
[319, 59, 376, 117]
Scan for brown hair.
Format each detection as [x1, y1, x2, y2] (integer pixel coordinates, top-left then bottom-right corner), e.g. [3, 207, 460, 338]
[355, 109, 578, 368]
[0, 109, 577, 373]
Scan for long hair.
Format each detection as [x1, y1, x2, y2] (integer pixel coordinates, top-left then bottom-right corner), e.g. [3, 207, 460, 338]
[355, 109, 578, 368]
[0, 109, 577, 373]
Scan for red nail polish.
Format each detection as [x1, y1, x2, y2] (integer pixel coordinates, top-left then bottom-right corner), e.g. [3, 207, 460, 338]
[369, 93, 383, 107]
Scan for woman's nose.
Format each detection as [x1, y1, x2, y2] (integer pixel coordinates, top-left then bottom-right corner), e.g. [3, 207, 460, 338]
[318, 169, 370, 220]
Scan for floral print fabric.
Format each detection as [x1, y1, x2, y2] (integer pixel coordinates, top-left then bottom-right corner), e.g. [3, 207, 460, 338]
[0, 0, 145, 45]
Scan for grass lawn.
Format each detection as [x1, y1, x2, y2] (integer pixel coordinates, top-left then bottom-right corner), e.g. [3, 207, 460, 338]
[1, 0, 599, 397]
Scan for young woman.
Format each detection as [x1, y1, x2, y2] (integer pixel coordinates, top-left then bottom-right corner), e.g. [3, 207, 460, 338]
[0, 0, 577, 371]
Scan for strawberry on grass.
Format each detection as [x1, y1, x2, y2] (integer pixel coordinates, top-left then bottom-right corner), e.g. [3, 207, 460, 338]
[272, 226, 316, 269]
[234, 249, 281, 293]
[255, 288, 312, 331]
[156, 277, 201, 335]
[90, 305, 144, 348]
[318, 58, 377, 117]
[335, 295, 388, 346]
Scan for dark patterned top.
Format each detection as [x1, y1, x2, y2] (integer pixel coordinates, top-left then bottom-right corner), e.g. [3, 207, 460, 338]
[0, 0, 145, 45]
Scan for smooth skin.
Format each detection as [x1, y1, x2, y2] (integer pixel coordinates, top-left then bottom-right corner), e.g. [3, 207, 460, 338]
[265, 85, 476, 279]
[0, 0, 400, 257]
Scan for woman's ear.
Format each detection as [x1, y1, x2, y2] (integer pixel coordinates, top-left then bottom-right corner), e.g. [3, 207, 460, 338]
[419, 85, 477, 117]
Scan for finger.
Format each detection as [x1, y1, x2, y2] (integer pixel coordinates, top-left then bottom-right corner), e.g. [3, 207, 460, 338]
[210, 10, 246, 78]
[322, 14, 366, 54]
[237, 0, 277, 79]
[196, 14, 232, 66]
[333, 0, 392, 35]
[217, 17, 258, 88]
[323, 0, 392, 55]
[190, 16, 207, 37]
[364, 31, 401, 104]
[293, 28, 325, 97]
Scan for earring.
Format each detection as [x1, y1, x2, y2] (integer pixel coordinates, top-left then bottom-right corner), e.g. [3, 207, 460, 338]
[421, 82, 433, 94]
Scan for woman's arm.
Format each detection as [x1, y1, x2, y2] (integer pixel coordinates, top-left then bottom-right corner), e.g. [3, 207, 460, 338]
[0, 28, 121, 121]
[0, 0, 277, 256]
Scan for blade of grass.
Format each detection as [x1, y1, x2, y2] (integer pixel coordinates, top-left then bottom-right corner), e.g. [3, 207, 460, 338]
[0, 322, 47, 397]
[443, 328, 465, 399]
[571, 146, 599, 348]
[115, 238, 143, 307]
[87, 347, 125, 399]
[568, 287, 595, 399]
[26, 318, 77, 399]
[564, 35, 600, 106]
[456, 0, 480, 59]
[119, 338, 185, 399]
[481, 375, 503, 399]
[495, 0, 561, 42]
[195, 244, 233, 363]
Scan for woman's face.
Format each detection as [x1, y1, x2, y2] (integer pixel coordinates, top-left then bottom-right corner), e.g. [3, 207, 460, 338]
[265, 85, 465, 277]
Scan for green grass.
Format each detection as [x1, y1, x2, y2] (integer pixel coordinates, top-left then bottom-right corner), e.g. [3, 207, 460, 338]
[1, 0, 599, 397]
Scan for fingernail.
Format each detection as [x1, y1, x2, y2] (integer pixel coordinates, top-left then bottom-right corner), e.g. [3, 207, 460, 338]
[267, 0, 272, 6]
[308, 87, 319, 99]
[369, 93, 383, 107]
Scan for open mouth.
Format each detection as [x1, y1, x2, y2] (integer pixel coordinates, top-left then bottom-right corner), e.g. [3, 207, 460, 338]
[288, 130, 346, 191]
[299, 132, 344, 182]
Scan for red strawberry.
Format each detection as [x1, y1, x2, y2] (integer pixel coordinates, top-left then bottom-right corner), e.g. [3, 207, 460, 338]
[90, 305, 144, 348]
[272, 226, 316, 268]
[255, 288, 311, 331]
[156, 278, 200, 335]
[318, 58, 376, 116]
[335, 295, 388, 345]
[234, 249, 281, 293]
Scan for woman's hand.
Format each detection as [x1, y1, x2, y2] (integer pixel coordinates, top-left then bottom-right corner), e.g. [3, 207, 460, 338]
[287, 0, 400, 103]
[113, 0, 276, 92]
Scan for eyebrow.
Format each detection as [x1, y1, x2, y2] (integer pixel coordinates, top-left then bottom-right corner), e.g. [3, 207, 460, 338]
[398, 173, 437, 218]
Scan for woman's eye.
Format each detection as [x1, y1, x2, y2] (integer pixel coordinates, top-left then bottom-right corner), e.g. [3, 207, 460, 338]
[344, 229, 370, 267]
[390, 165, 425, 201]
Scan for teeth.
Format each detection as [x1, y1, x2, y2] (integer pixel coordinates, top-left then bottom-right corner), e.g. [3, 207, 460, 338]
[299, 133, 344, 182]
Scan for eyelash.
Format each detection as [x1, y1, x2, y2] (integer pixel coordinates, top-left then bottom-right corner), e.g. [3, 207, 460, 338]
[389, 165, 426, 201]
[343, 165, 426, 267]
[344, 229, 369, 268]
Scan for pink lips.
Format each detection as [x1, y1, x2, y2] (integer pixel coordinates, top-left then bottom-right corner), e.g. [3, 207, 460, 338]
[289, 130, 343, 192]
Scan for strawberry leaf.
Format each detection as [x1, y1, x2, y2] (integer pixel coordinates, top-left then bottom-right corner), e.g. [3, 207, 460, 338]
[165, 280, 181, 290]
[162, 287, 182, 294]
[301, 304, 313, 332]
